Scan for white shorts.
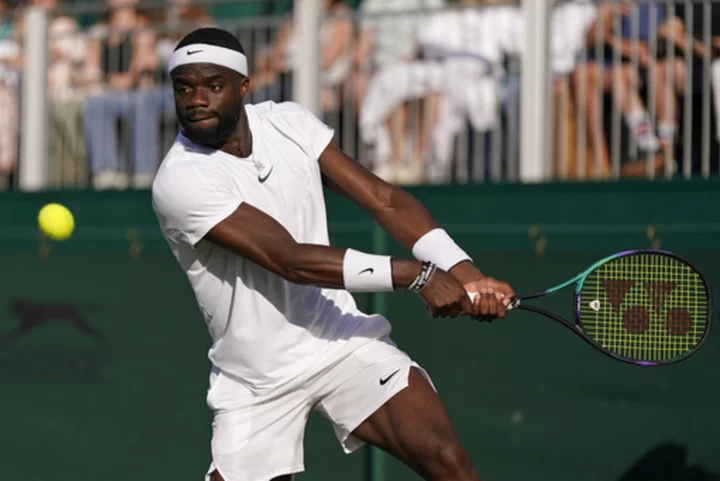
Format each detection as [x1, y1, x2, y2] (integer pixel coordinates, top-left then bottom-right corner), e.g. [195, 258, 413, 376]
[204, 336, 435, 481]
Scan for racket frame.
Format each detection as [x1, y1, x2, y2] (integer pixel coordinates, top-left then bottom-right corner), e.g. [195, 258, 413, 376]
[510, 249, 714, 366]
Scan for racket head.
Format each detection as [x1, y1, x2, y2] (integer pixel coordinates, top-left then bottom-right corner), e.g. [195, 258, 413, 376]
[574, 250, 713, 366]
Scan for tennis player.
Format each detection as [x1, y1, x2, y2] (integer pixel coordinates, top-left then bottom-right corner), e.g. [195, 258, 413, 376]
[152, 27, 515, 481]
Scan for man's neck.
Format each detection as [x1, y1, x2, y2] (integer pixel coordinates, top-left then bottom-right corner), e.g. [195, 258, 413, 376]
[220, 110, 253, 158]
[220, 127, 253, 158]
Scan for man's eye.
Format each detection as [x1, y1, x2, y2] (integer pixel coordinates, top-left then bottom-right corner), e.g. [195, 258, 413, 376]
[175, 86, 191, 94]
[210, 84, 222, 92]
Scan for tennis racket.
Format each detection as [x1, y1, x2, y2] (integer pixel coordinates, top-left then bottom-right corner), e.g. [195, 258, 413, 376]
[481, 250, 713, 366]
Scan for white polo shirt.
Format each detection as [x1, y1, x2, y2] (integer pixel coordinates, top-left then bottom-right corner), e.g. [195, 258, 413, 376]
[151, 101, 391, 395]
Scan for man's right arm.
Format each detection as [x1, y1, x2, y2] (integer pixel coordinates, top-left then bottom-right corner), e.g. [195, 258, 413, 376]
[205, 203, 479, 318]
[205, 202, 420, 290]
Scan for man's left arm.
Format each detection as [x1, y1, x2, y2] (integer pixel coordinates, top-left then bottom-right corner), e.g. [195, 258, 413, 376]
[318, 140, 515, 304]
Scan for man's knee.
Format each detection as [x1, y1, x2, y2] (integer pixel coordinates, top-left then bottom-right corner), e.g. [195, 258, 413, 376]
[426, 437, 478, 481]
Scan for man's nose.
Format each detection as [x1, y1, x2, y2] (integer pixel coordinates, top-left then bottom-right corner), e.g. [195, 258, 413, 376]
[188, 88, 209, 108]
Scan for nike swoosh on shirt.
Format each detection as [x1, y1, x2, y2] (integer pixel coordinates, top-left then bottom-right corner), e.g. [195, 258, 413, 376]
[380, 370, 400, 385]
[258, 166, 274, 183]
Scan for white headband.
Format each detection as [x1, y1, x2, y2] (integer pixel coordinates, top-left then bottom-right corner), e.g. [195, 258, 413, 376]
[168, 43, 249, 76]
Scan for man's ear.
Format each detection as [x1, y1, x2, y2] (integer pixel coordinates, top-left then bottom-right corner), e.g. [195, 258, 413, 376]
[240, 75, 250, 99]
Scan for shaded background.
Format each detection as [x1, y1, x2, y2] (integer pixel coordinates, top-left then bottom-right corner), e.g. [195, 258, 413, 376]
[1, 180, 718, 481]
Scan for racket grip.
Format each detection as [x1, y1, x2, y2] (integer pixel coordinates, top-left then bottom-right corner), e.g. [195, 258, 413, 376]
[467, 291, 518, 310]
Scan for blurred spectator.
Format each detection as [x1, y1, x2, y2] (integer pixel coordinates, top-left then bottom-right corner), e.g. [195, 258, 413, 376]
[0, 0, 19, 189]
[42, 0, 90, 188]
[673, 4, 720, 173]
[0, 0, 89, 189]
[247, 44, 281, 104]
[83, 0, 164, 190]
[356, 0, 445, 184]
[0, 0, 12, 39]
[274, 0, 354, 113]
[152, 0, 214, 68]
[360, 0, 523, 184]
[651, 15, 688, 158]
[418, 0, 522, 183]
[550, 0, 597, 79]
[321, 0, 353, 115]
[571, 1, 669, 175]
[548, 0, 598, 178]
[620, 7, 690, 169]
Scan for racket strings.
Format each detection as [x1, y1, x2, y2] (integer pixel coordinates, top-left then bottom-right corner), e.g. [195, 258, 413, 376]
[578, 253, 709, 363]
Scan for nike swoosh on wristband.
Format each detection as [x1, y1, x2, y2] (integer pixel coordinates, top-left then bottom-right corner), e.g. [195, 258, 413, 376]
[358, 267, 374, 275]
[380, 370, 400, 385]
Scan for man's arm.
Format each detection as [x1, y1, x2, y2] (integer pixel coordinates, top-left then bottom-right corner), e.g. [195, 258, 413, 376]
[204, 201, 478, 318]
[206, 202, 419, 289]
[318, 140, 505, 291]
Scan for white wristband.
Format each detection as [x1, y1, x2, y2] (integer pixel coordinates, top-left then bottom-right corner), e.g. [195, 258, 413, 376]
[343, 248, 395, 292]
[411, 228, 472, 272]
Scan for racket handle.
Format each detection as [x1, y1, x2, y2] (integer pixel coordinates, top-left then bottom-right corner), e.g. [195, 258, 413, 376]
[467, 292, 519, 310]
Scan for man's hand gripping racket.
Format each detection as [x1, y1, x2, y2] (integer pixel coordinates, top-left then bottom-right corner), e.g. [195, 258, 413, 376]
[465, 277, 515, 321]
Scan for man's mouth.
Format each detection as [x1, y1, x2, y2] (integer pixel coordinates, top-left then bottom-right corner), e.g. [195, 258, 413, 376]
[187, 112, 216, 123]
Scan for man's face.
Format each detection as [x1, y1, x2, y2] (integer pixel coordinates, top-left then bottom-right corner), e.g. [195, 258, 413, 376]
[171, 63, 249, 147]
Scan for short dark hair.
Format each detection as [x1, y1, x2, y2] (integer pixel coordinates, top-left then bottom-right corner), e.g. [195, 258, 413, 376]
[174, 27, 246, 55]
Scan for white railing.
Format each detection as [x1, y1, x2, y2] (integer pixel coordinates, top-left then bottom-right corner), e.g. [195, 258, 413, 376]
[4, 0, 720, 191]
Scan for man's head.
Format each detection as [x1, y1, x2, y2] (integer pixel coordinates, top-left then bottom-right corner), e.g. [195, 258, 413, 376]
[168, 27, 250, 147]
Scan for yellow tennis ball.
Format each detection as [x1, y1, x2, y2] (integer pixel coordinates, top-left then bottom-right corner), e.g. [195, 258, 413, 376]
[38, 203, 75, 241]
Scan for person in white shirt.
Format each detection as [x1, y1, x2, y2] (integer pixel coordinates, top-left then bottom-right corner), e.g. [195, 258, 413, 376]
[356, 0, 446, 184]
[152, 27, 515, 481]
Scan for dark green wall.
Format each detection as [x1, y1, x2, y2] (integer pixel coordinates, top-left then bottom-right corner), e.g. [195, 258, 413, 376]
[1, 180, 718, 481]
[2, 178, 719, 254]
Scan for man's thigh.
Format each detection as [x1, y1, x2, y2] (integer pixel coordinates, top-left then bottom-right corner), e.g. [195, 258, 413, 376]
[206, 370, 310, 481]
[350, 368, 480, 481]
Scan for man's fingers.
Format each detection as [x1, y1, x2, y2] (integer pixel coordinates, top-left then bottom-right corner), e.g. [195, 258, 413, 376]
[478, 294, 496, 317]
[466, 282, 515, 319]
[487, 296, 498, 317]
[472, 294, 513, 320]
[460, 294, 473, 317]
[492, 280, 515, 298]
[479, 295, 488, 315]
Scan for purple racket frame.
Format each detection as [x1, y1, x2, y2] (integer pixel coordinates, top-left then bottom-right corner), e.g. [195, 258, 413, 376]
[507, 249, 714, 366]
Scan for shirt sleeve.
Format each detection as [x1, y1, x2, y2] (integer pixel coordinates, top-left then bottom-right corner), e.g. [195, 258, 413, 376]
[270, 101, 335, 160]
[302, 106, 335, 160]
[151, 163, 243, 247]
